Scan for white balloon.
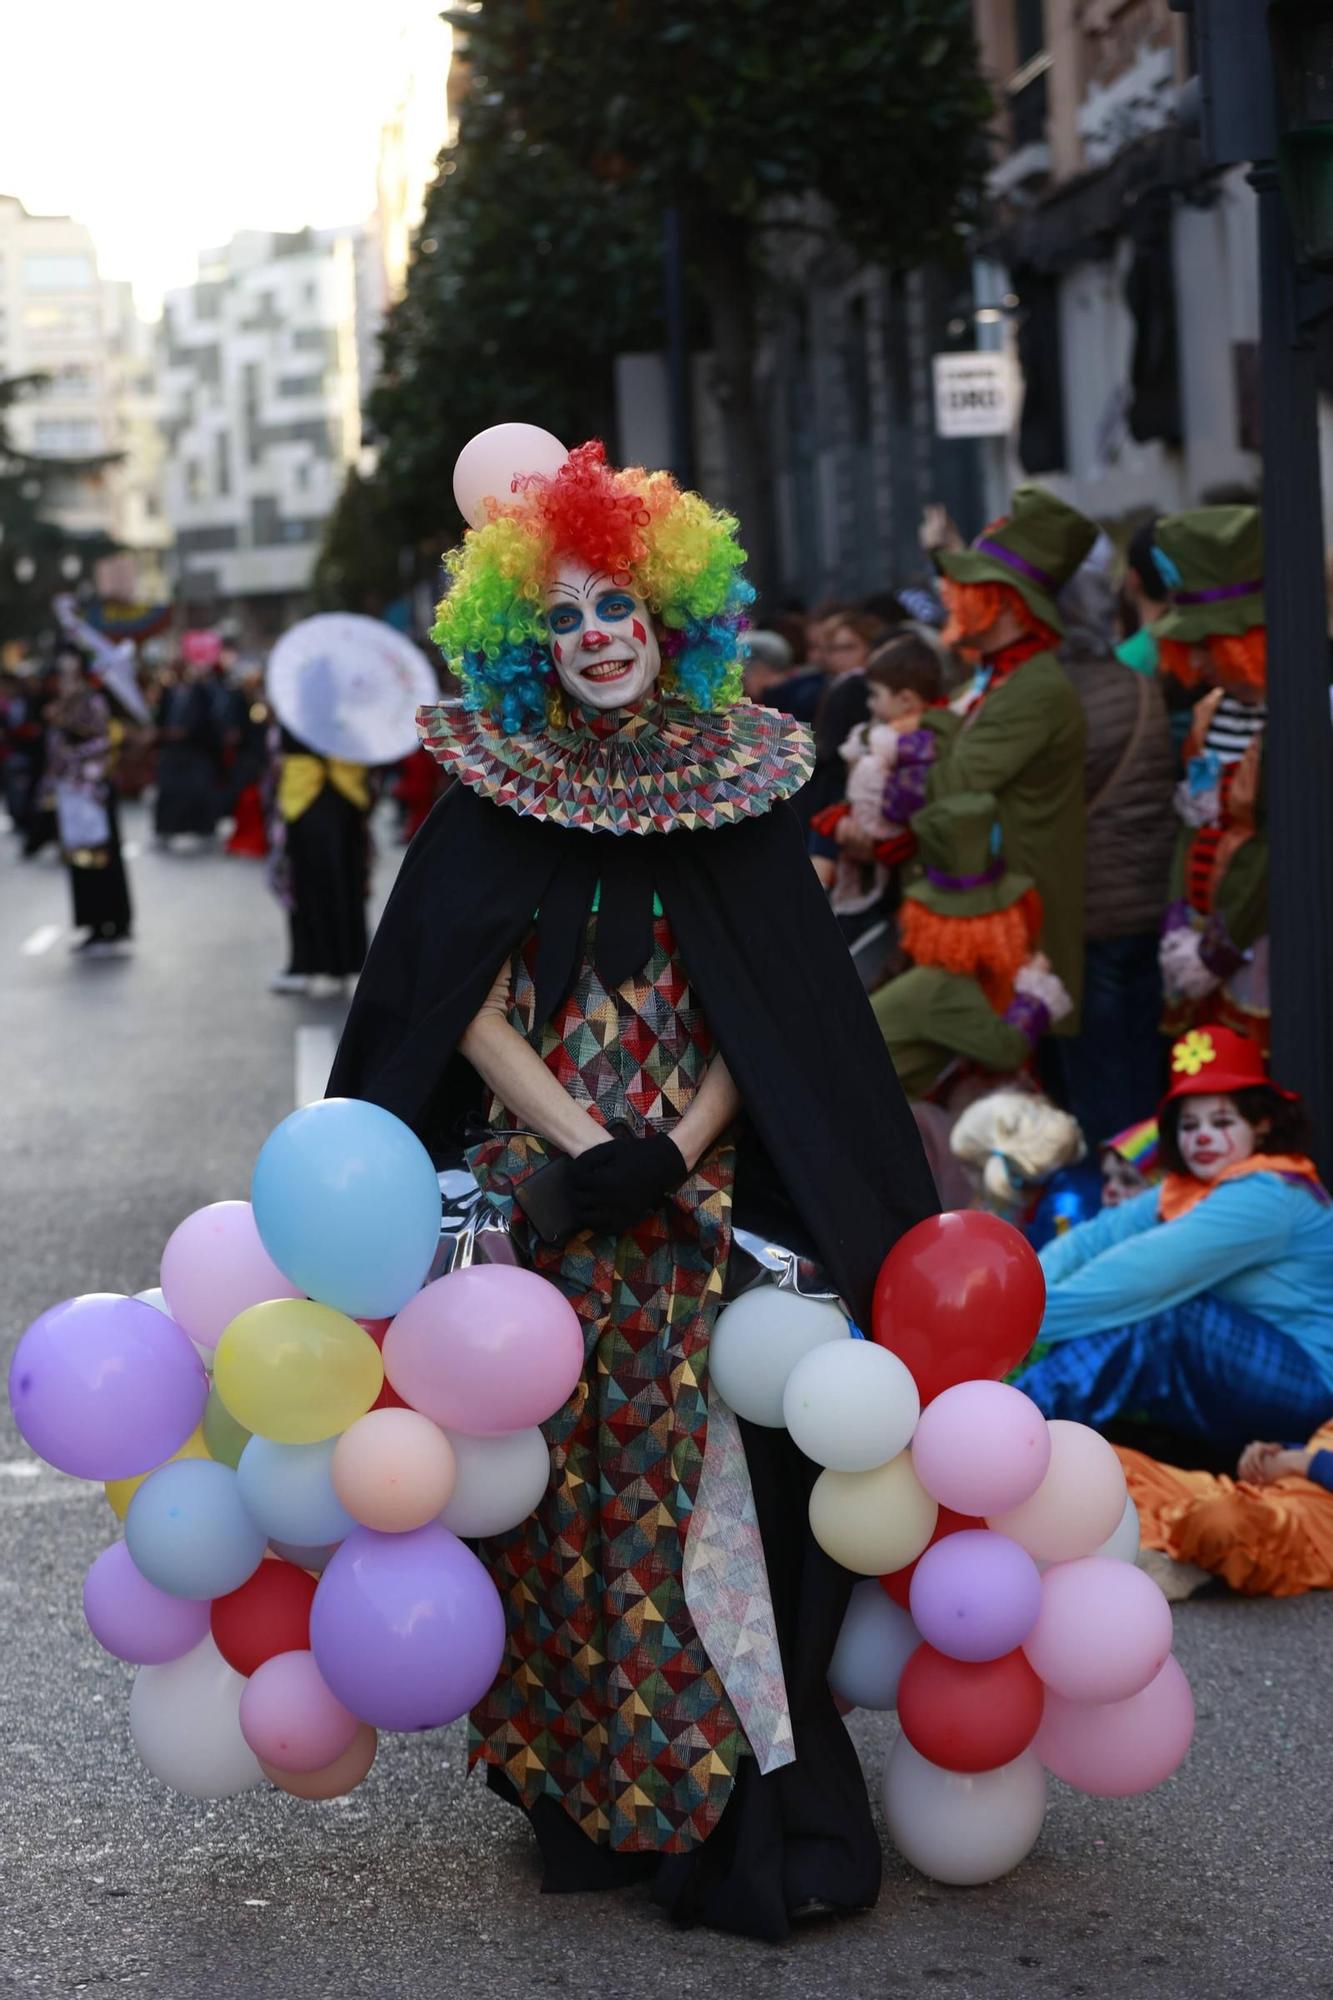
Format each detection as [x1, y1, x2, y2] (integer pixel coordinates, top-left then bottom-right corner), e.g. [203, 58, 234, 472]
[882, 1736, 1048, 1886]
[439, 1426, 552, 1537]
[453, 423, 569, 528]
[709, 1290, 850, 1428]
[782, 1340, 920, 1471]
[1094, 1492, 1141, 1564]
[809, 1451, 938, 1576]
[829, 1580, 919, 1710]
[134, 1287, 170, 1314]
[129, 1633, 264, 1799]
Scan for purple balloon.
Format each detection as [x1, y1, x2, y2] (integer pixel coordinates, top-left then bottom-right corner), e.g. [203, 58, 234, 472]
[83, 1541, 210, 1665]
[9, 1293, 208, 1480]
[310, 1523, 505, 1731]
[909, 1529, 1043, 1664]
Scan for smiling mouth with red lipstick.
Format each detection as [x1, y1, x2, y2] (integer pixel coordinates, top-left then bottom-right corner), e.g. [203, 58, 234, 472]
[580, 656, 635, 684]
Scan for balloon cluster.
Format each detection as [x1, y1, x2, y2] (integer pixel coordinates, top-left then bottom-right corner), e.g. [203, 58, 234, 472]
[709, 1210, 1194, 1886]
[9, 1100, 583, 1803]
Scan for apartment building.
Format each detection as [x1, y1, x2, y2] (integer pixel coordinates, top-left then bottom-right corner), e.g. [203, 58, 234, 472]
[160, 229, 365, 623]
[971, 0, 1262, 522]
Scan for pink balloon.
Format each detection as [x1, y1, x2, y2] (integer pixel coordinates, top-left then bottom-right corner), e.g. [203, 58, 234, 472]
[1035, 1654, 1194, 1796]
[161, 1202, 303, 1351]
[1024, 1557, 1174, 1704]
[911, 1381, 1051, 1517]
[383, 1267, 584, 1435]
[239, 1649, 360, 1773]
[262, 1721, 377, 1799]
[988, 1420, 1126, 1563]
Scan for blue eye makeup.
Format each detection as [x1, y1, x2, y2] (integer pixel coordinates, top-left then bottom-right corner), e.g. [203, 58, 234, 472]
[547, 605, 583, 636]
[596, 592, 636, 622]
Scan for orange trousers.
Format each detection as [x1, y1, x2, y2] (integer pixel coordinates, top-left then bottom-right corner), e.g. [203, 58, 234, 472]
[1116, 1422, 1333, 1597]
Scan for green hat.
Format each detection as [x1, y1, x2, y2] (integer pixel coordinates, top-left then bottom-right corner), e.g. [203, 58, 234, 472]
[906, 792, 1034, 917]
[1152, 505, 1264, 643]
[936, 485, 1098, 636]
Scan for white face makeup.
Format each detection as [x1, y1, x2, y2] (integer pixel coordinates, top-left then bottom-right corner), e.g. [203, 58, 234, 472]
[1176, 1093, 1259, 1181]
[544, 562, 661, 712]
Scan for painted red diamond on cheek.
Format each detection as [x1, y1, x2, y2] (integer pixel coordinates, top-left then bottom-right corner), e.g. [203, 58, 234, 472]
[553, 640, 563, 663]
[632, 618, 647, 644]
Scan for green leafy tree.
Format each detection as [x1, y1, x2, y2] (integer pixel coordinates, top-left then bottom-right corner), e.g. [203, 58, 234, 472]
[454, 0, 992, 590]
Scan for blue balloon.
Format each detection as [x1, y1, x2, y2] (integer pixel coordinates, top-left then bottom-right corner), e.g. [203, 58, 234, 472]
[270, 1538, 339, 1573]
[251, 1099, 440, 1318]
[125, 1459, 267, 1599]
[237, 1436, 357, 1547]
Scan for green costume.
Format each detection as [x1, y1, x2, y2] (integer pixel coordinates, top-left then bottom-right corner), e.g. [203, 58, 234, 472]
[873, 964, 1034, 1099]
[926, 488, 1097, 1023]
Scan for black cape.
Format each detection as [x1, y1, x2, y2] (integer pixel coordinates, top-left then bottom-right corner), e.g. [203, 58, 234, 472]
[328, 781, 937, 1324]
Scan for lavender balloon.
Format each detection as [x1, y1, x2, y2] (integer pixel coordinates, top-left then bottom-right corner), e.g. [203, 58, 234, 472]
[83, 1541, 211, 1665]
[9, 1293, 207, 1480]
[310, 1523, 505, 1731]
[909, 1529, 1043, 1664]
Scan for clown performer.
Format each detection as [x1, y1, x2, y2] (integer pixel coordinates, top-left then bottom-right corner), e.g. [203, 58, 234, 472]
[329, 428, 938, 1940]
[1154, 506, 1270, 1053]
[1013, 1027, 1333, 1469]
[876, 486, 1095, 1021]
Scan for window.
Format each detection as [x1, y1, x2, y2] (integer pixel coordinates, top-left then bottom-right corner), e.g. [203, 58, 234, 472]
[215, 433, 231, 496]
[22, 301, 99, 340]
[276, 373, 323, 398]
[1007, 0, 1050, 152]
[53, 363, 96, 399]
[32, 417, 100, 455]
[23, 252, 96, 292]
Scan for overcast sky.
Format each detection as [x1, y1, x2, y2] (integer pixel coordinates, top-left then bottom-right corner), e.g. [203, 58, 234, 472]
[1, 0, 445, 315]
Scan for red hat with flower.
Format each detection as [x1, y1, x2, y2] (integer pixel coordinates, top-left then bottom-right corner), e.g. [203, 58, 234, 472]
[1160, 1026, 1299, 1109]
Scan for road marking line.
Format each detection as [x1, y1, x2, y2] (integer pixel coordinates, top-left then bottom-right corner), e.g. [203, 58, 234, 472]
[295, 1024, 337, 1108]
[122, 841, 141, 859]
[20, 925, 64, 957]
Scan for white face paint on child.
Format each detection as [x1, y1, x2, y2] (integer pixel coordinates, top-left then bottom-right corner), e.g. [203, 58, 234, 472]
[1176, 1093, 1259, 1181]
[544, 562, 661, 712]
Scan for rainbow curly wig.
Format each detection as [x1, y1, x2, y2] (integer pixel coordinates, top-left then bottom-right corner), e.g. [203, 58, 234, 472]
[431, 440, 755, 732]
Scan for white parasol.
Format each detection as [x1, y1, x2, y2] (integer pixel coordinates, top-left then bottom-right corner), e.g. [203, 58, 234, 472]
[265, 615, 439, 766]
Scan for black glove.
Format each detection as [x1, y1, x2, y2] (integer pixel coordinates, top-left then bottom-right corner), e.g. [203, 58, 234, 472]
[567, 1132, 688, 1234]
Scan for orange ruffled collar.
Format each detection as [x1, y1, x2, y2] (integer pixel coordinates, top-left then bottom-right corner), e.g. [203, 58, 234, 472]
[1157, 1153, 1326, 1222]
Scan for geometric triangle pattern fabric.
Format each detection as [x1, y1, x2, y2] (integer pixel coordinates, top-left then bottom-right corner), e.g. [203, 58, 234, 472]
[466, 915, 748, 1851]
[417, 694, 815, 836]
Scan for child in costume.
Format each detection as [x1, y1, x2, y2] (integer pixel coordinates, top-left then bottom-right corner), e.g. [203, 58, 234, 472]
[1100, 1119, 1159, 1208]
[1014, 1027, 1333, 1465]
[1120, 1423, 1333, 1601]
[871, 791, 1073, 1102]
[1154, 507, 1269, 1053]
[329, 433, 938, 1941]
[879, 486, 1095, 1021]
[809, 633, 949, 896]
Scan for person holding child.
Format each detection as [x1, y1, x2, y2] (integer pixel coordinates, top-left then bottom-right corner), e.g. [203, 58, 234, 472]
[1014, 1026, 1333, 1464]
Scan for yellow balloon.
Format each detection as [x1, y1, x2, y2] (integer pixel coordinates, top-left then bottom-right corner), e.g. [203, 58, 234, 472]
[213, 1300, 383, 1444]
[104, 1425, 211, 1519]
[808, 1450, 938, 1576]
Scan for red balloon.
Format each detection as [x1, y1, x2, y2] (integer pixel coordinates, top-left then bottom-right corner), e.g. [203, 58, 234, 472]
[878, 1508, 981, 1609]
[871, 1211, 1045, 1406]
[358, 1320, 409, 1407]
[211, 1559, 317, 1676]
[897, 1644, 1046, 1773]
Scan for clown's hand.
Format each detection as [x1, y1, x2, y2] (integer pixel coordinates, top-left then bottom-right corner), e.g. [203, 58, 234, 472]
[1159, 928, 1220, 1000]
[1014, 959, 1073, 1027]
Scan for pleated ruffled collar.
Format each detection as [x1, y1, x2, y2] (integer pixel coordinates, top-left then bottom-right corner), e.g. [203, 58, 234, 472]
[416, 694, 813, 835]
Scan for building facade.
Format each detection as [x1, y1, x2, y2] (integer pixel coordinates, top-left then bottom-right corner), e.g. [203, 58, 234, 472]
[160, 229, 364, 626]
[970, 0, 1263, 526]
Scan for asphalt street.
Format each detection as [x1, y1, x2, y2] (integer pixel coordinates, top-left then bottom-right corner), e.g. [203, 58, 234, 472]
[2, 809, 1331, 2000]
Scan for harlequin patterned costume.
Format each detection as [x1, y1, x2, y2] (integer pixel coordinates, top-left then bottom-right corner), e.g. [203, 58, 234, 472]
[328, 433, 939, 1940]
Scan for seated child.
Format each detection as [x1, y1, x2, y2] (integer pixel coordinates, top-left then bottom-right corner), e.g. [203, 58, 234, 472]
[1120, 1420, 1333, 1600]
[1014, 1027, 1333, 1466]
[810, 634, 950, 903]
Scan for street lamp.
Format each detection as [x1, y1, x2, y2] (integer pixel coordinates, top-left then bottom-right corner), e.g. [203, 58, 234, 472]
[60, 554, 82, 580]
[13, 555, 36, 583]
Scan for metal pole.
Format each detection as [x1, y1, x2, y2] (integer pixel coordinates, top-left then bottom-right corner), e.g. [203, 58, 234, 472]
[662, 208, 695, 490]
[1250, 158, 1333, 1173]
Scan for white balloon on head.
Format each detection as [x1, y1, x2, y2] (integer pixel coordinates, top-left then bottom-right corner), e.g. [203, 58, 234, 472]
[453, 423, 569, 528]
[438, 1426, 552, 1538]
[828, 1580, 919, 1711]
[129, 1633, 264, 1799]
[708, 1289, 850, 1429]
[782, 1339, 920, 1471]
[881, 1737, 1048, 1886]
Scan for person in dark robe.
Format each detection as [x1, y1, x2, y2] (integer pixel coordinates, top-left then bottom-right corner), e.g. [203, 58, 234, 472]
[329, 438, 938, 1942]
[45, 645, 133, 953]
[268, 727, 369, 995]
[153, 660, 222, 841]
